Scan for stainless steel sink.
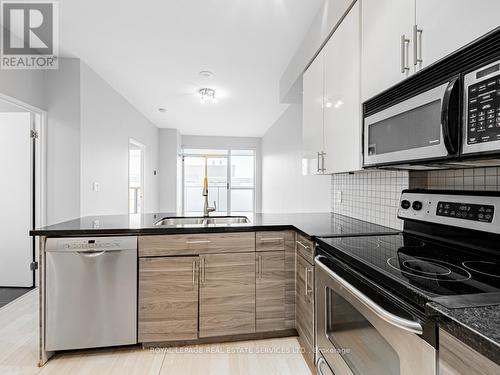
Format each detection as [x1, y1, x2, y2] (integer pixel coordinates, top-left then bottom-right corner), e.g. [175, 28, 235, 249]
[204, 217, 250, 225]
[155, 217, 206, 226]
[154, 216, 250, 226]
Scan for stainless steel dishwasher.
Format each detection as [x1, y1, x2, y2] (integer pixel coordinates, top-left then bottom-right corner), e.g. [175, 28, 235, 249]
[45, 236, 137, 351]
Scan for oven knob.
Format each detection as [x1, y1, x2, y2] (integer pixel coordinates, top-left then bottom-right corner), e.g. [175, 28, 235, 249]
[401, 200, 411, 209]
[412, 201, 423, 211]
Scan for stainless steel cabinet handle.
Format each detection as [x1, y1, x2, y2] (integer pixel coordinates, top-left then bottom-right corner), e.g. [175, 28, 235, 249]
[185, 240, 210, 244]
[400, 34, 410, 73]
[192, 260, 196, 286]
[304, 267, 308, 296]
[305, 267, 313, 296]
[296, 240, 310, 250]
[315, 255, 423, 335]
[260, 237, 283, 242]
[321, 152, 326, 172]
[317, 152, 321, 173]
[413, 25, 423, 66]
[200, 257, 205, 283]
[259, 255, 263, 279]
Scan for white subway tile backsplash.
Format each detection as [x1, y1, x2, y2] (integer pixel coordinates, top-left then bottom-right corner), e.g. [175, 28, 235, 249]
[331, 170, 409, 230]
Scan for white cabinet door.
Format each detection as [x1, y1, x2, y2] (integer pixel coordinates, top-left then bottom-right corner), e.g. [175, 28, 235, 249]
[416, 0, 500, 70]
[302, 49, 325, 175]
[361, 0, 415, 101]
[324, 1, 362, 174]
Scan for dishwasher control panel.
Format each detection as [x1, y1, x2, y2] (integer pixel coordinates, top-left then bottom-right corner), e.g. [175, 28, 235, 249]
[46, 236, 137, 252]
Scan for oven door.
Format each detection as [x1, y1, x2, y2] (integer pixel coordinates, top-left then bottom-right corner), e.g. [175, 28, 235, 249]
[315, 255, 436, 375]
[363, 78, 460, 167]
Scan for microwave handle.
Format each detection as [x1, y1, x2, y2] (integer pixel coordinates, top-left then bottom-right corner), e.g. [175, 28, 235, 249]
[441, 77, 460, 155]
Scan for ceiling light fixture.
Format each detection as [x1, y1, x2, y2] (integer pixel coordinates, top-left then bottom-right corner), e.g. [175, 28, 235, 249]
[158, 107, 167, 113]
[199, 88, 217, 104]
[199, 70, 214, 78]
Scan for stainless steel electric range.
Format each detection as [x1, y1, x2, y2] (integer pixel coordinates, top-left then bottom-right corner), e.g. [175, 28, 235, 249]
[314, 189, 500, 375]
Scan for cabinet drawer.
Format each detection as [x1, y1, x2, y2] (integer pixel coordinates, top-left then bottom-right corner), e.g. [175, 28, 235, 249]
[296, 234, 314, 264]
[256, 231, 285, 252]
[139, 232, 255, 257]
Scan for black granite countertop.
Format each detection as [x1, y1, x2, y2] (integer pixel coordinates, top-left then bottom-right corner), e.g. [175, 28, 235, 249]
[427, 301, 500, 366]
[30, 212, 398, 238]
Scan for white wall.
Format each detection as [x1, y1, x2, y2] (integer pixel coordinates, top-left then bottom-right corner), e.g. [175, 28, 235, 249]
[159, 128, 181, 212]
[181, 135, 263, 212]
[44, 59, 81, 224]
[262, 104, 331, 213]
[280, 0, 354, 103]
[79, 61, 160, 216]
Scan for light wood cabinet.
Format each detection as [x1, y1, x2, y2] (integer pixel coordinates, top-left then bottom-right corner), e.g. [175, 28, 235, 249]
[439, 328, 500, 375]
[256, 231, 285, 252]
[256, 251, 285, 332]
[415, 0, 500, 70]
[199, 252, 256, 338]
[323, 0, 362, 174]
[296, 251, 315, 363]
[139, 232, 255, 257]
[138, 256, 198, 343]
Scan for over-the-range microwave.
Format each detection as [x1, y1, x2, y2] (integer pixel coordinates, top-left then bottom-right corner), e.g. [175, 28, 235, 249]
[363, 28, 500, 169]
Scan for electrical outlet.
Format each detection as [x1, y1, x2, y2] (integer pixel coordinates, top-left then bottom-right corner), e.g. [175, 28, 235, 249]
[335, 191, 342, 203]
[92, 182, 100, 192]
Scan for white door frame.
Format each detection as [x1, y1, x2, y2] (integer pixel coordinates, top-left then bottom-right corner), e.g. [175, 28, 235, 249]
[128, 138, 145, 214]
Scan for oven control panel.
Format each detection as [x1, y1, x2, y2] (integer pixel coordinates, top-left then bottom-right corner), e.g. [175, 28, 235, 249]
[436, 202, 494, 223]
[398, 191, 500, 234]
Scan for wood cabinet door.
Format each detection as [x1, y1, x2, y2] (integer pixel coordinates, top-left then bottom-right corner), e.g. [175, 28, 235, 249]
[361, 0, 415, 101]
[199, 252, 256, 338]
[416, 0, 500, 70]
[302, 48, 325, 175]
[323, 1, 362, 174]
[138, 256, 198, 343]
[256, 251, 285, 332]
[296, 253, 314, 357]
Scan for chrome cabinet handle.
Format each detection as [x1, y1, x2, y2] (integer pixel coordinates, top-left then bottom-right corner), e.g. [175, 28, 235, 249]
[321, 152, 326, 172]
[305, 268, 313, 296]
[260, 237, 283, 242]
[400, 34, 410, 73]
[315, 255, 423, 335]
[413, 25, 423, 66]
[186, 240, 210, 244]
[296, 240, 310, 250]
[317, 152, 321, 173]
[200, 257, 205, 283]
[304, 267, 308, 296]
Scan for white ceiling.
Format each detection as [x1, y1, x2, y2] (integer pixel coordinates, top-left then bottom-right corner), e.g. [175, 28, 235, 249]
[59, 0, 324, 137]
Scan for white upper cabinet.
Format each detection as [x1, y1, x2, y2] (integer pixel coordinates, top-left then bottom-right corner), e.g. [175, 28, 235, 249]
[415, 0, 500, 70]
[323, 1, 362, 174]
[361, 0, 415, 102]
[302, 49, 325, 175]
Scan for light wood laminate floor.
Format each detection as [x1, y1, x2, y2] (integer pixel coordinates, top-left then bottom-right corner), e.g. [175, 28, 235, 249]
[0, 289, 312, 375]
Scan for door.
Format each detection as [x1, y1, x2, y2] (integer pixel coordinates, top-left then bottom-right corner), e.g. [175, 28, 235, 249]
[361, 0, 415, 101]
[324, 1, 362, 174]
[138, 256, 199, 342]
[302, 48, 325, 175]
[256, 251, 285, 332]
[128, 139, 145, 214]
[0, 111, 34, 287]
[416, 0, 500, 70]
[199, 252, 255, 337]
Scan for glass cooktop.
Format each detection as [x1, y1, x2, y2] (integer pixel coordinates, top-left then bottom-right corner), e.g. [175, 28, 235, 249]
[317, 234, 500, 299]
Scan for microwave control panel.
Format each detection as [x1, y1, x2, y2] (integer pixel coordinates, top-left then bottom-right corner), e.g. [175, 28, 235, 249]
[466, 62, 500, 145]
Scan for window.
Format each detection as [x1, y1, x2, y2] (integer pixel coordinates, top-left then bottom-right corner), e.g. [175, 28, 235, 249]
[182, 148, 255, 215]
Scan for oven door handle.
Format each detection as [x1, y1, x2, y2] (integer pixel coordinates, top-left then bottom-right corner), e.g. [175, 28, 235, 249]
[441, 76, 460, 155]
[315, 255, 424, 335]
